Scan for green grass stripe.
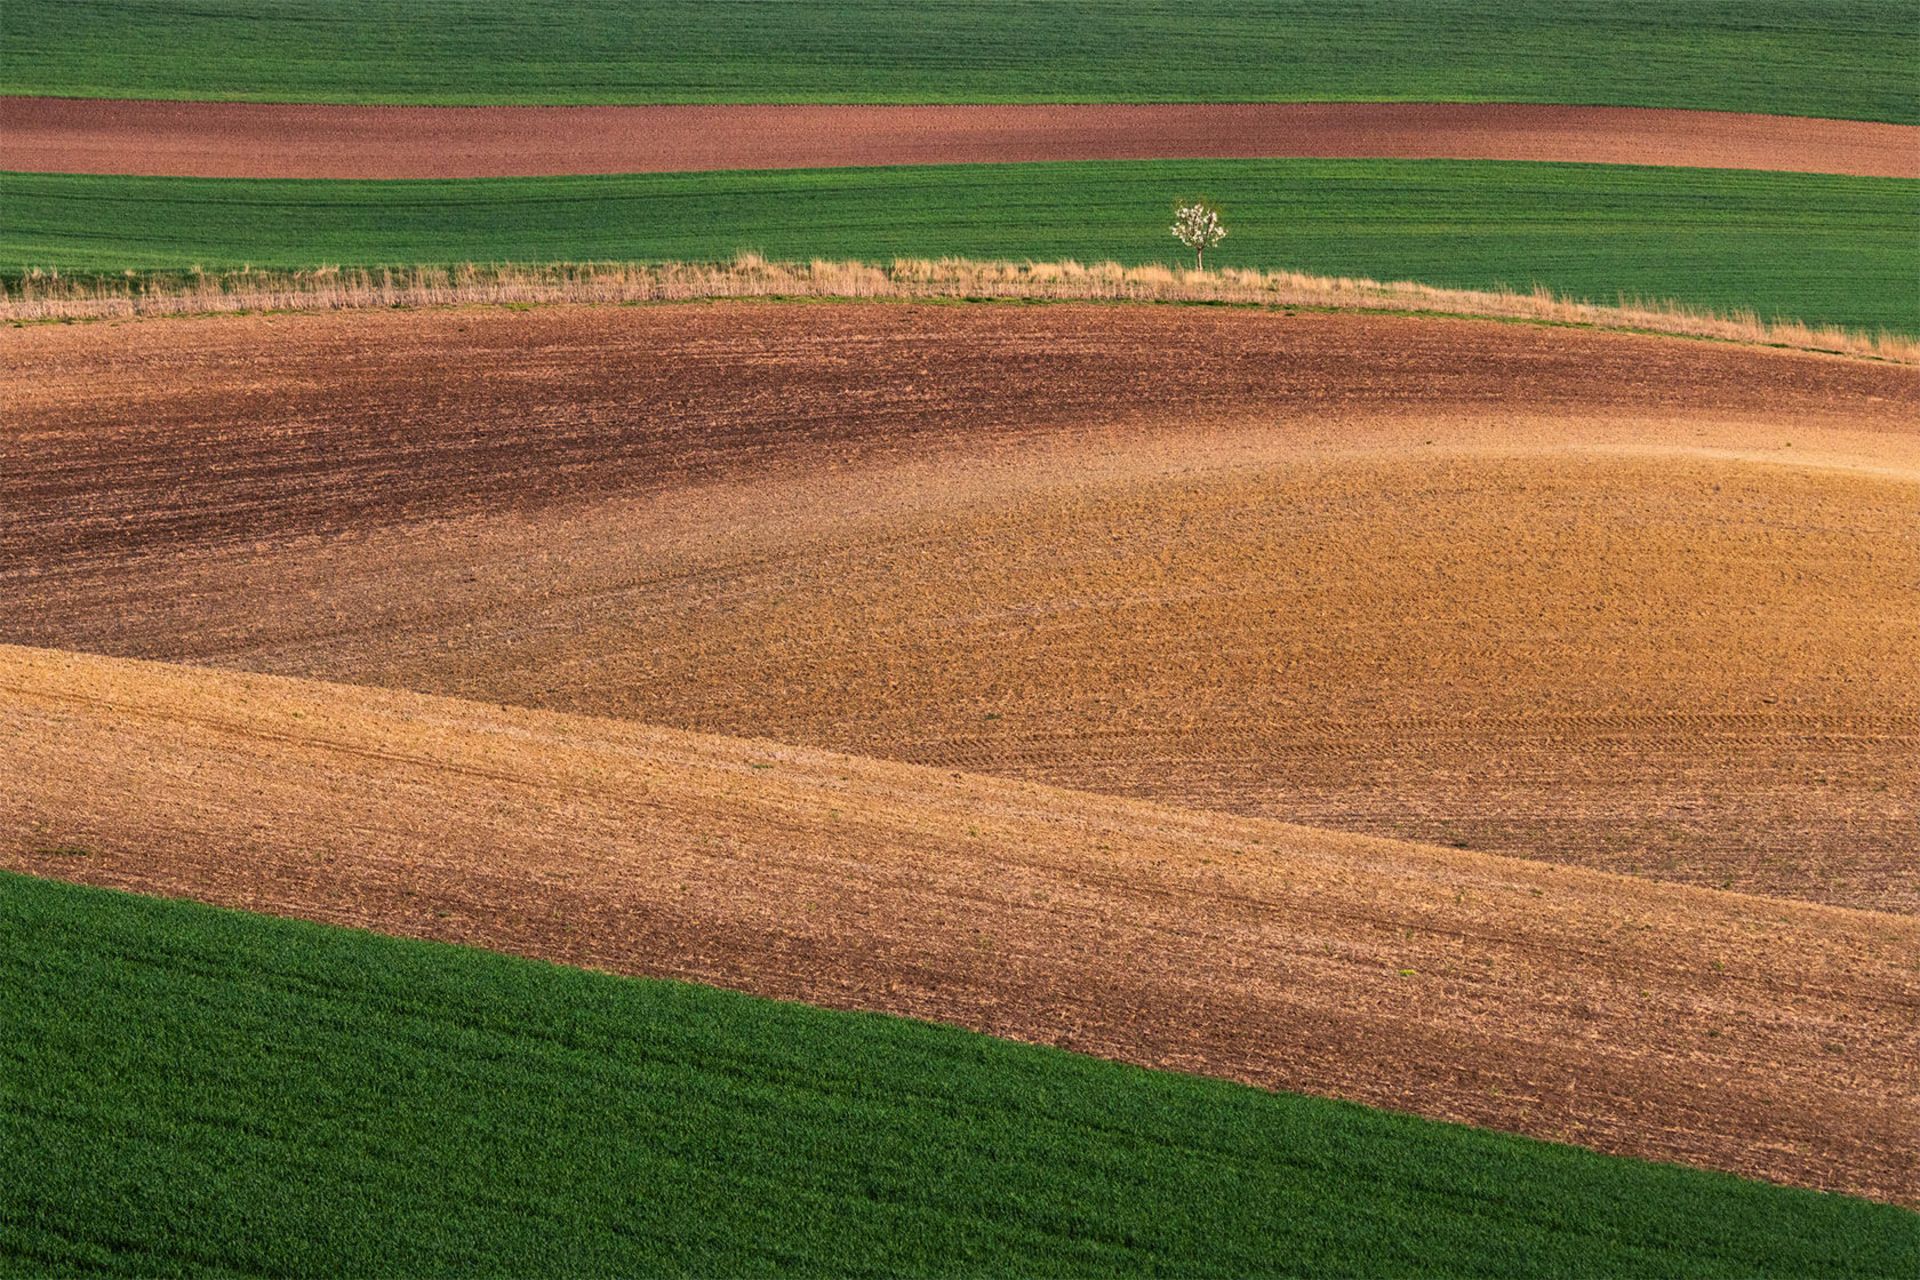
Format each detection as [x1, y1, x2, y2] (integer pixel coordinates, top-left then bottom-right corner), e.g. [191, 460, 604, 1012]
[1, 871, 1914, 1276]
[7, 161, 1916, 333]
[4, 0, 1916, 122]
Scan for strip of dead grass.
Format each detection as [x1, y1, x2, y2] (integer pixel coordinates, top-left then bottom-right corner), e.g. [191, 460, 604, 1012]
[7, 255, 1911, 362]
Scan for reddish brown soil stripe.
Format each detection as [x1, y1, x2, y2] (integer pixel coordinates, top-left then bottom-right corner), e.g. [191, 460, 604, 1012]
[3, 98, 1915, 179]
[6, 304, 1913, 575]
[3, 646, 1916, 1204]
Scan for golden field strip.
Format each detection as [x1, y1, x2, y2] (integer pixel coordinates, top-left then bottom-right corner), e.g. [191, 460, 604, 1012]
[6, 258, 1915, 363]
[3, 644, 1915, 1205]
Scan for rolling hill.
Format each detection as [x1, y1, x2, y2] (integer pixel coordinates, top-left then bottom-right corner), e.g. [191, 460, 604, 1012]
[5, 304, 1913, 911]
[3, 645, 1917, 1206]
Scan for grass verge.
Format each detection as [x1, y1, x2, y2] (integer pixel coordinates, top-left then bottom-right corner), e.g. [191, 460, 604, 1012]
[2, 0, 1914, 122]
[1, 871, 1914, 1276]
[8, 257, 1912, 362]
[6, 160, 1914, 333]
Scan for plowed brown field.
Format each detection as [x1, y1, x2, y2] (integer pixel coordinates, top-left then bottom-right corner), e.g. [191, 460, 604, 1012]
[4, 305, 1915, 909]
[3, 645, 1915, 1203]
[4, 98, 1917, 178]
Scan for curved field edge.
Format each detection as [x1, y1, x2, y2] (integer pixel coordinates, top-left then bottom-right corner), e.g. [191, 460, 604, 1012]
[7, 258, 1910, 362]
[6, 304, 1916, 912]
[2, 872, 1914, 1278]
[6, 161, 1915, 333]
[5, 645, 1917, 1203]
[2, 0, 1914, 123]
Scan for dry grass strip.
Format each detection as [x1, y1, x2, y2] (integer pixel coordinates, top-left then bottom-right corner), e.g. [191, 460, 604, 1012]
[7, 255, 1912, 362]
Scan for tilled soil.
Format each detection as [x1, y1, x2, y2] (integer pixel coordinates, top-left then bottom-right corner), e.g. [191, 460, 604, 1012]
[7, 305, 1914, 575]
[4, 305, 1915, 909]
[3, 645, 1916, 1204]
[4, 98, 1917, 179]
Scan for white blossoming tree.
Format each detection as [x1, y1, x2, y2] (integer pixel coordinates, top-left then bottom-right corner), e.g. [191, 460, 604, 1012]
[1170, 202, 1227, 270]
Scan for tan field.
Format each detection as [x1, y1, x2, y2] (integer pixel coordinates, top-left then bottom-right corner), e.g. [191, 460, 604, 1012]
[4, 645, 1916, 1203]
[5, 302, 1918, 1202]
[5, 305, 1915, 909]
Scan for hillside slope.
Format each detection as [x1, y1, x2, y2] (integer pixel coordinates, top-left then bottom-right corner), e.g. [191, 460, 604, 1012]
[2, 645, 1916, 1203]
[5, 304, 1915, 909]
[6, 871, 1915, 1275]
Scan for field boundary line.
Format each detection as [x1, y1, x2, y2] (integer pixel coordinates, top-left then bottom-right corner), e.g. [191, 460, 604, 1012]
[4, 100, 1914, 179]
[7, 256, 1912, 363]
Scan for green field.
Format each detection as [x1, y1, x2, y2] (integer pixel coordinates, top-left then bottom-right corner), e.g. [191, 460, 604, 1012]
[1, 873, 1915, 1277]
[8, 161, 1917, 332]
[3, 1, 1915, 121]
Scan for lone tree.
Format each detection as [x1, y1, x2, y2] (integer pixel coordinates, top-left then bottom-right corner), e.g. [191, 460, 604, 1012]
[1170, 201, 1227, 270]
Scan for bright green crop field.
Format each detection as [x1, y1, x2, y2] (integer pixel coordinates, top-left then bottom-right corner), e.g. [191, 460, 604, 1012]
[3, 1, 1915, 121]
[1, 872, 1913, 1277]
[9, 161, 1918, 332]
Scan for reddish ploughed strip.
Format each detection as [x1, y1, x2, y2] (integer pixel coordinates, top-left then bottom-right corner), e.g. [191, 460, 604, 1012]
[4, 98, 1916, 179]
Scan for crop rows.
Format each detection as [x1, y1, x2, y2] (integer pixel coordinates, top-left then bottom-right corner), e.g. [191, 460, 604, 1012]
[4, 0, 1914, 121]
[5, 870, 1915, 1275]
[8, 160, 1918, 331]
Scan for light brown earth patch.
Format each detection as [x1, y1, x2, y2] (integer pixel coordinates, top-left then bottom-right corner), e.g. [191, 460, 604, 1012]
[3, 645, 1916, 1204]
[3, 305, 1915, 910]
[3, 98, 1917, 178]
